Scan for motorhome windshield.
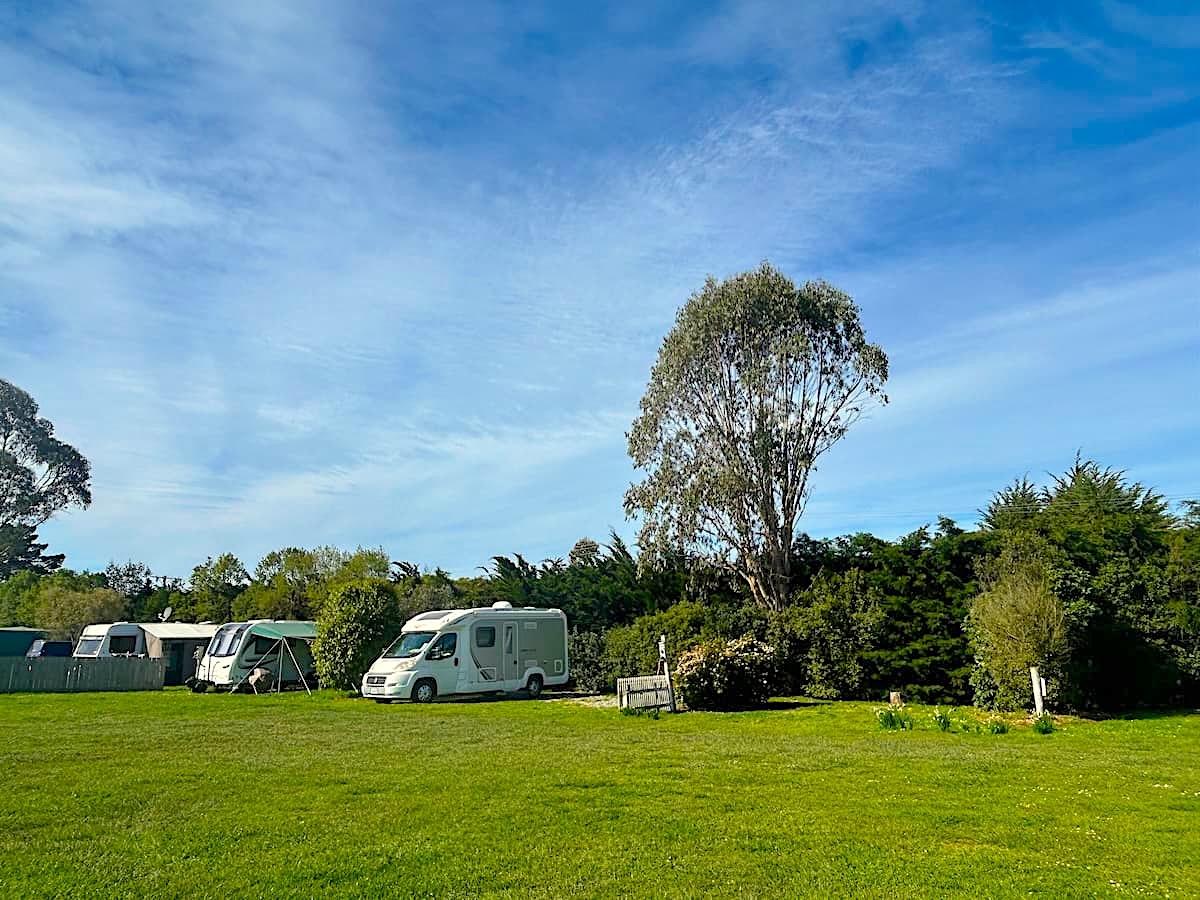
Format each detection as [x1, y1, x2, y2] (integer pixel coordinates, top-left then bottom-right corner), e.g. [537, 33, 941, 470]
[75, 637, 103, 656]
[383, 631, 435, 659]
[209, 624, 249, 657]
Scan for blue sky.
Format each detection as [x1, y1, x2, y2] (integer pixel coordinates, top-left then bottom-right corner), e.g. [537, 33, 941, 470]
[1, 1, 1198, 579]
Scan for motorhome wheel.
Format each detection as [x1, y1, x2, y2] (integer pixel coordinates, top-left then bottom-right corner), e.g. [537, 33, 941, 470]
[412, 679, 437, 703]
[526, 674, 543, 699]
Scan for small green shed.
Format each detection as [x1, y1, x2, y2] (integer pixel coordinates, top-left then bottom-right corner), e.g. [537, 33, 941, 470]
[0, 627, 44, 657]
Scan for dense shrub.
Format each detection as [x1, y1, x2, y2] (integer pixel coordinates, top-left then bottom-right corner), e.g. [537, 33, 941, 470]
[313, 579, 403, 691]
[768, 570, 882, 699]
[568, 628, 610, 693]
[605, 601, 709, 682]
[674, 635, 775, 711]
[968, 534, 1066, 712]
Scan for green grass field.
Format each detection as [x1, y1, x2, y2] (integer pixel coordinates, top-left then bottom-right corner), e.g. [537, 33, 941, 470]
[1, 691, 1198, 899]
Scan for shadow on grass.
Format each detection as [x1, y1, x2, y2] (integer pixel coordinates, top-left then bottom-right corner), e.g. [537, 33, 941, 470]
[1108, 707, 1200, 722]
[760, 698, 832, 711]
[684, 699, 833, 713]
[433, 691, 553, 705]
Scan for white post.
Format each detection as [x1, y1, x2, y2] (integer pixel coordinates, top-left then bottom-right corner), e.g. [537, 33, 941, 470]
[659, 633, 677, 713]
[1030, 666, 1044, 716]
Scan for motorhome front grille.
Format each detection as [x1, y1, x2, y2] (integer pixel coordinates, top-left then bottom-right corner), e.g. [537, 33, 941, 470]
[366, 676, 386, 685]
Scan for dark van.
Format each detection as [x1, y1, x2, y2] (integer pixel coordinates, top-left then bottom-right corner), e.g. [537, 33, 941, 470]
[25, 640, 72, 658]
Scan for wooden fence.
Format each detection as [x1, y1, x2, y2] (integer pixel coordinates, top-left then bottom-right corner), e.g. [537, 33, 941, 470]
[0, 657, 166, 694]
[617, 674, 675, 711]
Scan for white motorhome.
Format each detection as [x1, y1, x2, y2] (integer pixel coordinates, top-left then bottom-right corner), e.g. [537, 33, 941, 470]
[191, 620, 317, 693]
[361, 603, 568, 703]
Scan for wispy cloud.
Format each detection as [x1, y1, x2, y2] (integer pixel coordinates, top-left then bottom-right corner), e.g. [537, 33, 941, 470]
[2, 1, 1197, 575]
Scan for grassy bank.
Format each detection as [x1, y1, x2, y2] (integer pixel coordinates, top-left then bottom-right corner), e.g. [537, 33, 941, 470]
[1, 691, 1198, 898]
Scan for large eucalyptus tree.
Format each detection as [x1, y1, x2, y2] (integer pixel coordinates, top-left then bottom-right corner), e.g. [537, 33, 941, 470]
[625, 263, 888, 611]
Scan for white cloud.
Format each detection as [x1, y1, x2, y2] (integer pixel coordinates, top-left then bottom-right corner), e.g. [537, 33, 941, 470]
[6, 1, 1199, 574]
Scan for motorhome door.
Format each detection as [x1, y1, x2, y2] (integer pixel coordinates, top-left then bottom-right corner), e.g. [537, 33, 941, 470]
[501, 622, 519, 684]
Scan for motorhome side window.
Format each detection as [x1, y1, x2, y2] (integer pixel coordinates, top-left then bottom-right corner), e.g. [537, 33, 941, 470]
[109, 635, 137, 655]
[427, 633, 456, 660]
[475, 626, 495, 648]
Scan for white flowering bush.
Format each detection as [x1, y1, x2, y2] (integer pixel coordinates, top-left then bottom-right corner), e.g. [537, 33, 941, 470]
[674, 635, 775, 711]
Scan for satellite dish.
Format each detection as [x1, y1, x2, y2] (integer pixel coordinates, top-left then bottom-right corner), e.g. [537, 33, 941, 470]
[159, 606, 173, 622]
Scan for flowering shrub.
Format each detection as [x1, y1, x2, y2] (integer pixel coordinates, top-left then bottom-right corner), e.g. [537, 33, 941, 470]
[674, 636, 775, 711]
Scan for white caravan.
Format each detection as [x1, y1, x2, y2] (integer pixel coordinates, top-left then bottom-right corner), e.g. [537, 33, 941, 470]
[361, 603, 568, 703]
[74, 622, 219, 686]
[191, 620, 317, 693]
[74, 622, 147, 658]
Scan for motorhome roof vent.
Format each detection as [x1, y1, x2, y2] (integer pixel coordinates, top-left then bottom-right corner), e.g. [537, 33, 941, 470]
[491, 601, 513, 609]
[414, 610, 452, 621]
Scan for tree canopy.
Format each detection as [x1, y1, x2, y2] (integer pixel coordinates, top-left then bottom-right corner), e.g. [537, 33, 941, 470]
[626, 263, 888, 611]
[0, 524, 64, 580]
[1, 379, 91, 530]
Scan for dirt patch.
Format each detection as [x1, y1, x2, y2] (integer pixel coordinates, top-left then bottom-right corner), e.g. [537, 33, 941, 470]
[547, 691, 619, 708]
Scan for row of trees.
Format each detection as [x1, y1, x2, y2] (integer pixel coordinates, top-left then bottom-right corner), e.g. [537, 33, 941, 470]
[1, 456, 1196, 708]
[0, 408, 1195, 705]
[0, 549, 458, 640]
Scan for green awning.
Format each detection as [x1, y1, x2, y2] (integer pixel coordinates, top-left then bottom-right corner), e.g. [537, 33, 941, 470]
[252, 622, 317, 641]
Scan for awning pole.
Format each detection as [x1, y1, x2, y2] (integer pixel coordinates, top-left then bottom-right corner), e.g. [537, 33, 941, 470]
[283, 638, 312, 696]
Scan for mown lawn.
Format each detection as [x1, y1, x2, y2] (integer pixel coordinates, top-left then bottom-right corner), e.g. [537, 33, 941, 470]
[1, 691, 1198, 899]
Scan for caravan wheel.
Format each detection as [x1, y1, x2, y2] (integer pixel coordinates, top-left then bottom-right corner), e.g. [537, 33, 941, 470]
[190, 680, 209, 694]
[412, 679, 437, 703]
[525, 674, 543, 699]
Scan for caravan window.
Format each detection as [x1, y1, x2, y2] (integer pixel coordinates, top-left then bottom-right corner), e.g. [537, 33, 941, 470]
[75, 637, 103, 656]
[248, 636, 279, 656]
[475, 626, 495, 648]
[209, 624, 248, 657]
[109, 635, 137, 655]
[382, 632, 435, 659]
